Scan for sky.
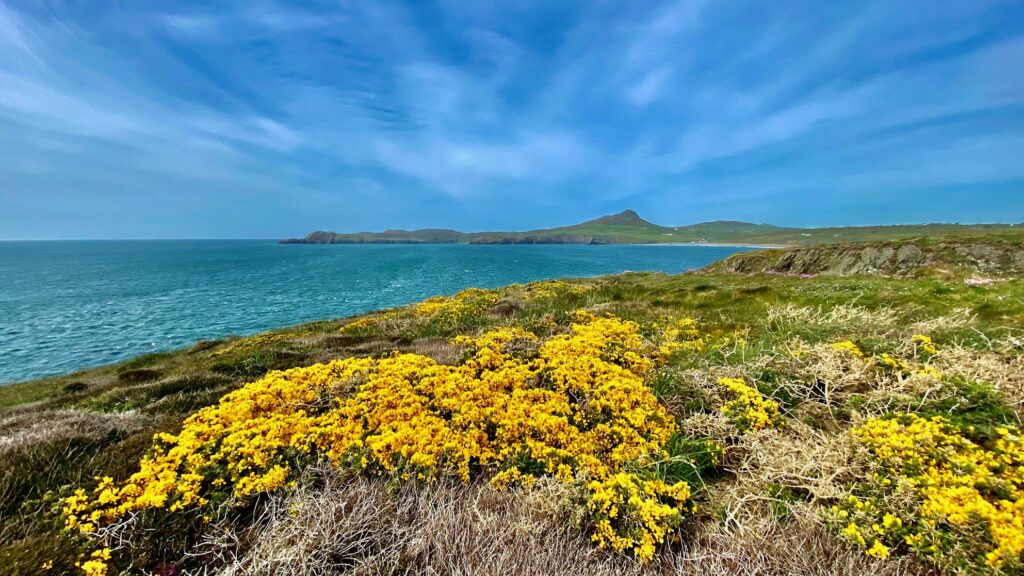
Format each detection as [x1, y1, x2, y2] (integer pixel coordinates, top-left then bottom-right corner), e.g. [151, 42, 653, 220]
[1, 1, 1023, 239]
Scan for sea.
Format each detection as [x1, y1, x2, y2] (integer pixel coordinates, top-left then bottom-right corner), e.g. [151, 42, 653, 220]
[0, 241, 755, 384]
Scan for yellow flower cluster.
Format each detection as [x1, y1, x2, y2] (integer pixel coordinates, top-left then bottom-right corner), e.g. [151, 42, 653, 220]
[212, 332, 282, 356]
[655, 317, 736, 358]
[76, 549, 111, 576]
[912, 334, 939, 356]
[513, 279, 591, 301]
[586, 472, 692, 562]
[833, 496, 895, 560]
[339, 287, 501, 334]
[338, 316, 376, 333]
[835, 414, 1024, 573]
[878, 353, 942, 379]
[717, 377, 782, 432]
[829, 340, 866, 360]
[65, 312, 689, 566]
[411, 287, 500, 321]
[829, 337, 942, 379]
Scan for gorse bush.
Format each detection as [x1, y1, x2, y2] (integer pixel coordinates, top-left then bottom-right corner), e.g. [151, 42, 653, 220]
[338, 282, 592, 338]
[831, 414, 1024, 574]
[829, 335, 943, 380]
[63, 311, 709, 572]
[717, 377, 783, 432]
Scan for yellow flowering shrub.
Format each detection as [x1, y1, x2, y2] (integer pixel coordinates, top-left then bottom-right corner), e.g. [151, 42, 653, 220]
[76, 548, 111, 576]
[513, 279, 591, 301]
[912, 334, 939, 356]
[338, 316, 376, 333]
[832, 414, 1024, 574]
[829, 336, 942, 379]
[717, 377, 782, 432]
[64, 312, 692, 568]
[878, 352, 942, 379]
[655, 317, 737, 358]
[411, 287, 500, 322]
[587, 473, 692, 562]
[338, 287, 501, 334]
[830, 340, 866, 360]
[212, 332, 282, 356]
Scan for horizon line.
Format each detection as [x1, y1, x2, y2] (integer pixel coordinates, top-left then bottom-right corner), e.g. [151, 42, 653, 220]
[2, 218, 1021, 242]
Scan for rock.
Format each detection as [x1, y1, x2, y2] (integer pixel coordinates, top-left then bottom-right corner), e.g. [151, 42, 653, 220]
[895, 244, 925, 268]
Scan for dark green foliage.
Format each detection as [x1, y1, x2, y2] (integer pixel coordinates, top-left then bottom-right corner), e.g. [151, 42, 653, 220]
[187, 340, 223, 354]
[649, 435, 724, 488]
[914, 378, 1017, 431]
[210, 349, 305, 379]
[766, 483, 807, 520]
[116, 368, 162, 384]
[62, 382, 88, 394]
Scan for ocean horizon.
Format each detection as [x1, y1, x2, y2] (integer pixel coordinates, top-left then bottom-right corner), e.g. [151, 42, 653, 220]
[0, 240, 753, 384]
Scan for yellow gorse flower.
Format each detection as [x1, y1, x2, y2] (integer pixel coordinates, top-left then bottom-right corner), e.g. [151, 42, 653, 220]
[76, 548, 111, 576]
[912, 334, 939, 356]
[586, 473, 692, 562]
[514, 279, 591, 301]
[64, 312, 693, 567]
[717, 377, 782, 432]
[830, 340, 866, 360]
[340, 287, 502, 334]
[656, 317, 737, 357]
[836, 414, 1024, 572]
[829, 336, 942, 379]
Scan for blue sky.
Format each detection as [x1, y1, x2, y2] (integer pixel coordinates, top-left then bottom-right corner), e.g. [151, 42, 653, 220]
[1, 1, 1023, 239]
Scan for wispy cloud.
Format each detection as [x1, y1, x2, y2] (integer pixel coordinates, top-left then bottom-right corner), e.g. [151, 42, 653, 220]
[1, 0, 1023, 238]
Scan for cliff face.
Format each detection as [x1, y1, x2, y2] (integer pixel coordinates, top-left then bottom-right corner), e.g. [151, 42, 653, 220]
[705, 237, 1024, 277]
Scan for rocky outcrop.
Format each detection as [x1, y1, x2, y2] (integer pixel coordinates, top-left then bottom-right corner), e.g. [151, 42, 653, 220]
[705, 237, 1024, 278]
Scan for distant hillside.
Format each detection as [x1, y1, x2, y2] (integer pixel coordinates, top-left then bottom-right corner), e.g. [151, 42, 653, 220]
[704, 235, 1024, 278]
[281, 210, 1023, 246]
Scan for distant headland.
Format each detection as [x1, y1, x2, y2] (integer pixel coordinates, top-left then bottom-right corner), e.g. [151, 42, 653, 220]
[281, 209, 1022, 246]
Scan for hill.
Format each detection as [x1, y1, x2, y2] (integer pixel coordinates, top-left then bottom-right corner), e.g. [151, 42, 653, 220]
[2, 235, 1023, 576]
[282, 210, 1024, 246]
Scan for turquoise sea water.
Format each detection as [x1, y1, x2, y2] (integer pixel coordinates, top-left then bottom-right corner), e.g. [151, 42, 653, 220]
[0, 241, 754, 384]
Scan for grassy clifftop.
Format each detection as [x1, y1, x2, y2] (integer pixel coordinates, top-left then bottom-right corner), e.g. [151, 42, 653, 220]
[705, 235, 1024, 278]
[2, 236, 1023, 576]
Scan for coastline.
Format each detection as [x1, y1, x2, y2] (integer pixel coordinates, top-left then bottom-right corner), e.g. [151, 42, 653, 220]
[636, 242, 789, 249]
[283, 240, 791, 249]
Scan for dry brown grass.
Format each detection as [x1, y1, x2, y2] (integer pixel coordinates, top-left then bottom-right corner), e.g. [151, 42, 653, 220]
[764, 303, 900, 333]
[908, 307, 976, 334]
[218, 469, 625, 576]
[933, 342, 1024, 419]
[402, 338, 464, 365]
[664, 513, 928, 576]
[723, 423, 859, 507]
[0, 409, 152, 453]
[216, 466, 924, 576]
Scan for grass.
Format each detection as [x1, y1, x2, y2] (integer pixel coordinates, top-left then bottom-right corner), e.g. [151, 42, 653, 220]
[1, 243, 1023, 575]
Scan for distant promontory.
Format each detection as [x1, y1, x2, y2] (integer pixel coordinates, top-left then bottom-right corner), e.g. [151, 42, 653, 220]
[281, 209, 1022, 247]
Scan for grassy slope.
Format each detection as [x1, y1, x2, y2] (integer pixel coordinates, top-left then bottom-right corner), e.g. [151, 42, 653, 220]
[706, 235, 1024, 278]
[284, 209, 1024, 245]
[2, 237, 1023, 574]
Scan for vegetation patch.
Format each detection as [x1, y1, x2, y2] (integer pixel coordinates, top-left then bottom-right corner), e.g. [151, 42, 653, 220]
[4, 245, 1024, 575]
[61, 312, 724, 572]
[831, 415, 1023, 573]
